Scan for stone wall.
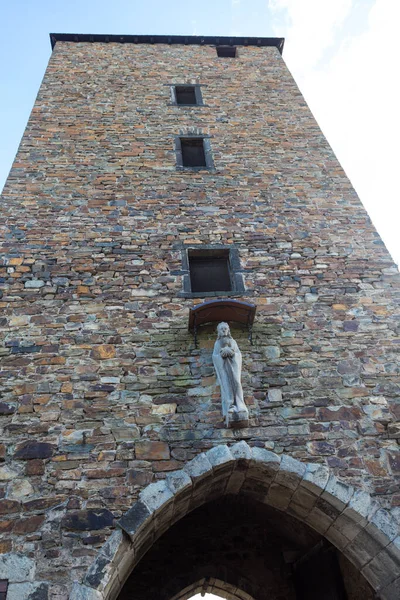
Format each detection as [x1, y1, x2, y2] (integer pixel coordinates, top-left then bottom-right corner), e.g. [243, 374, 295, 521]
[0, 40, 399, 597]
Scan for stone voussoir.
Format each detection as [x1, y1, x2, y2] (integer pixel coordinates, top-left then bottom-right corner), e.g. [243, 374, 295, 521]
[321, 474, 355, 513]
[229, 440, 252, 461]
[183, 452, 213, 484]
[300, 463, 330, 497]
[117, 501, 152, 541]
[165, 469, 193, 496]
[367, 509, 400, 547]
[205, 444, 235, 472]
[274, 454, 307, 492]
[249, 447, 281, 476]
[139, 480, 175, 515]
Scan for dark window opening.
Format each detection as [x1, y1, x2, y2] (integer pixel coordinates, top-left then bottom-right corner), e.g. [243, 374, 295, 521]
[181, 138, 207, 167]
[189, 249, 232, 293]
[0, 580, 8, 600]
[179, 245, 245, 298]
[175, 85, 197, 105]
[216, 46, 237, 58]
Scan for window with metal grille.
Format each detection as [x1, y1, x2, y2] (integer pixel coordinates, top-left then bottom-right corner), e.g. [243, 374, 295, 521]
[175, 85, 198, 105]
[189, 249, 232, 293]
[216, 46, 237, 58]
[178, 245, 245, 298]
[0, 580, 8, 600]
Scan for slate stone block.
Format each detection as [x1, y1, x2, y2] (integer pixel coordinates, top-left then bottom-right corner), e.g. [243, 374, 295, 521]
[14, 442, 54, 460]
[62, 509, 114, 531]
[0, 402, 16, 415]
[118, 501, 151, 539]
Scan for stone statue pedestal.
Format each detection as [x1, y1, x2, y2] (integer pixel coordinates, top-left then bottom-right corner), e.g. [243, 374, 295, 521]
[228, 407, 249, 428]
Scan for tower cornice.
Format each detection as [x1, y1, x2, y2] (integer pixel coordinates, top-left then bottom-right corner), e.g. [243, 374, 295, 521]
[49, 33, 284, 53]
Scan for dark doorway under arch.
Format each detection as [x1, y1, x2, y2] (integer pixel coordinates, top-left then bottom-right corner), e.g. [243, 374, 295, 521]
[75, 444, 400, 599]
[117, 496, 373, 600]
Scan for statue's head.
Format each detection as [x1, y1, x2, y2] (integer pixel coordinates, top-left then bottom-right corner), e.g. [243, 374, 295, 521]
[217, 322, 231, 338]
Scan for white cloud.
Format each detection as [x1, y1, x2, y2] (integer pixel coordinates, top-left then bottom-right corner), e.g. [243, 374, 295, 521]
[269, 0, 353, 71]
[269, 0, 400, 264]
[191, 20, 199, 35]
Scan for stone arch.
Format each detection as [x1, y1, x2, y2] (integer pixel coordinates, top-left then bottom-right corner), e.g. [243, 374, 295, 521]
[71, 442, 400, 600]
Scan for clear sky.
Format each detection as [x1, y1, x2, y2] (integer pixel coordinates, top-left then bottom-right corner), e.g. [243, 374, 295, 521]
[1, 0, 399, 265]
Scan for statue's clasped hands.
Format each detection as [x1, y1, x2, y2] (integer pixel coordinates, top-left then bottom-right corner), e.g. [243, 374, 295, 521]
[220, 346, 235, 359]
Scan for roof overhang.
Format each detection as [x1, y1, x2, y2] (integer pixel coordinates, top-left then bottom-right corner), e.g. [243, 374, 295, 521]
[50, 33, 284, 54]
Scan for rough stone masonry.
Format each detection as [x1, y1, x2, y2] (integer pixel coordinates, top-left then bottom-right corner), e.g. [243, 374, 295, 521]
[0, 35, 399, 598]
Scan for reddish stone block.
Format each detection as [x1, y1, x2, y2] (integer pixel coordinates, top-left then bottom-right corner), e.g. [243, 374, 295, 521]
[152, 460, 181, 472]
[0, 540, 12, 553]
[25, 459, 45, 476]
[14, 515, 45, 534]
[24, 496, 66, 512]
[135, 442, 170, 461]
[0, 519, 14, 533]
[86, 468, 125, 479]
[127, 470, 154, 486]
[318, 407, 363, 422]
[364, 459, 388, 477]
[0, 500, 19, 515]
[91, 345, 116, 359]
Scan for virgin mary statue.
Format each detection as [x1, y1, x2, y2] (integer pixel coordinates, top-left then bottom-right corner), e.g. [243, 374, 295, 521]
[212, 322, 248, 427]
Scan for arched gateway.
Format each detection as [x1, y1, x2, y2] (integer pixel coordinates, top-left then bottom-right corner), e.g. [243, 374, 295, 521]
[71, 443, 400, 600]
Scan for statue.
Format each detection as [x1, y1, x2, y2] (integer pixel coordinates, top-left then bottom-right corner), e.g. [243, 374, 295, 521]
[212, 322, 249, 427]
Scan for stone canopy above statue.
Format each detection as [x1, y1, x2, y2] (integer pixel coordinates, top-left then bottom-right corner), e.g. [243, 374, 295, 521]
[188, 299, 256, 347]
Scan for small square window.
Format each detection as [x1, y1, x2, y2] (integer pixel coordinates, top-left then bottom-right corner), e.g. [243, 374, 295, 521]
[216, 46, 237, 58]
[174, 136, 214, 170]
[179, 245, 245, 298]
[171, 85, 203, 106]
[189, 249, 232, 293]
[175, 86, 197, 105]
[181, 138, 206, 167]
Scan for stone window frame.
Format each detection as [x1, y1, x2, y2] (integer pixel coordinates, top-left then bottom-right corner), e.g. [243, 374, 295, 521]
[176, 244, 245, 298]
[174, 134, 214, 171]
[170, 84, 204, 107]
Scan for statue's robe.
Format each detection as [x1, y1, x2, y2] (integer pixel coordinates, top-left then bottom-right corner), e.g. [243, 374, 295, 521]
[212, 336, 247, 426]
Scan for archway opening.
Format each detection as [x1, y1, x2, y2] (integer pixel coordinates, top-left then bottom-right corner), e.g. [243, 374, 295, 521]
[117, 496, 373, 600]
[78, 444, 400, 599]
[189, 595, 225, 600]
[189, 595, 226, 600]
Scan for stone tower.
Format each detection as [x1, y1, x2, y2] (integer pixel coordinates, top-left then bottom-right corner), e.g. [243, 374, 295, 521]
[0, 33, 399, 600]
